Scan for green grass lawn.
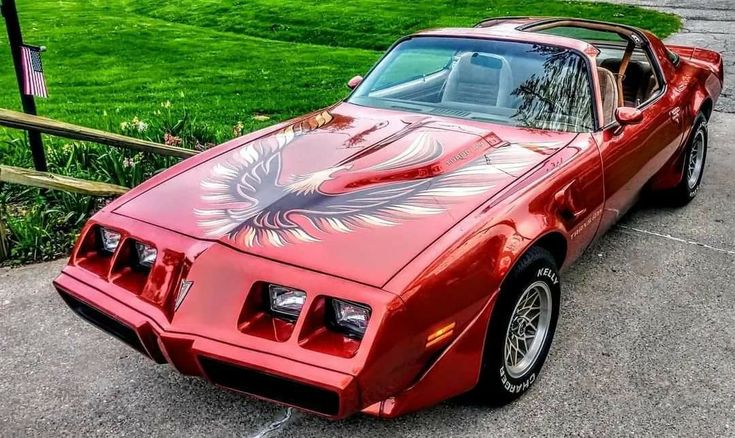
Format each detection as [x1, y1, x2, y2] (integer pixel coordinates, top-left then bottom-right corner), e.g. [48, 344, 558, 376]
[132, 0, 680, 50]
[0, 0, 679, 264]
[0, 0, 679, 133]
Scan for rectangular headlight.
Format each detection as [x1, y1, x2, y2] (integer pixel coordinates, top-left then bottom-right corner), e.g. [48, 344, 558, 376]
[134, 241, 157, 269]
[268, 284, 306, 321]
[99, 227, 121, 253]
[329, 299, 371, 339]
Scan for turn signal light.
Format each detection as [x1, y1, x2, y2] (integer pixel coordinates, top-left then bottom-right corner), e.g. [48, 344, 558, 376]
[426, 322, 455, 348]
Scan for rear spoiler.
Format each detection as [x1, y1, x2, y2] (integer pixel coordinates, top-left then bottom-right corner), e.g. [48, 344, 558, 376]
[668, 45, 724, 85]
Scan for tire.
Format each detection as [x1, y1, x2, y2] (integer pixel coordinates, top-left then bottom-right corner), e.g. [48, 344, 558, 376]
[665, 113, 708, 206]
[474, 246, 560, 405]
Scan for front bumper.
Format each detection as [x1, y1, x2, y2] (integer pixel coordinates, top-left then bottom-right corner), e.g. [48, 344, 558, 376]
[54, 272, 359, 418]
[54, 214, 497, 419]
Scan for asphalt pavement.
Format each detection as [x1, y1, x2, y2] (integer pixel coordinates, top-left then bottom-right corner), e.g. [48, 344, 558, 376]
[2, 3, 734, 436]
[598, 0, 734, 114]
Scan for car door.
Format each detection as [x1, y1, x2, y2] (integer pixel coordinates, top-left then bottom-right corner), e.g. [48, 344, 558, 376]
[594, 59, 685, 235]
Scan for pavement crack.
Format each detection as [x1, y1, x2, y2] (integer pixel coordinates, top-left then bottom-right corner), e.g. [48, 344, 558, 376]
[616, 225, 735, 256]
[250, 408, 295, 438]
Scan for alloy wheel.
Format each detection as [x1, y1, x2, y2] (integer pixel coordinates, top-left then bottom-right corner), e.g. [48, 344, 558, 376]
[503, 281, 553, 379]
[687, 129, 706, 190]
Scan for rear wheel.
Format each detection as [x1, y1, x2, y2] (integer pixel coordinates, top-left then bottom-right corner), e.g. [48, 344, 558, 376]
[474, 246, 560, 405]
[666, 113, 708, 206]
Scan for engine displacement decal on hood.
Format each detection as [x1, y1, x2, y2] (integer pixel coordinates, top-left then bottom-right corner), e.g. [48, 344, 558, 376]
[194, 112, 544, 248]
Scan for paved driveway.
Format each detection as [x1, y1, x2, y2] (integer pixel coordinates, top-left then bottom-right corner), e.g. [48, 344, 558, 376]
[2, 4, 734, 437]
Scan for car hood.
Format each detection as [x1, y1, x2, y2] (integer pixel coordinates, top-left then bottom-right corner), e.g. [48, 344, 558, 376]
[115, 103, 576, 287]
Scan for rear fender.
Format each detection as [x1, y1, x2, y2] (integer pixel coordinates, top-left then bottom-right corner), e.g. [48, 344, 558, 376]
[669, 45, 724, 86]
[649, 61, 717, 191]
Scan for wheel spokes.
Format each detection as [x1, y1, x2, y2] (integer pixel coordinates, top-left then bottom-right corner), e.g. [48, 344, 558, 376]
[503, 281, 553, 379]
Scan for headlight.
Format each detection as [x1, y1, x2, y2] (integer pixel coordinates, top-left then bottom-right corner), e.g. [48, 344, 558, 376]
[268, 284, 306, 321]
[134, 241, 157, 269]
[99, 227, 121, 253]
[329, 299, 371, 339]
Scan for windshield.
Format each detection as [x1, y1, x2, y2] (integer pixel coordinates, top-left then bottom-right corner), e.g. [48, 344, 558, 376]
[348, 37, 594, 132]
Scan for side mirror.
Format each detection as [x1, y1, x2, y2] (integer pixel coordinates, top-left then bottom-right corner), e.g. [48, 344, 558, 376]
[347, 75, 363, 90]
[614, 107, 643, 125]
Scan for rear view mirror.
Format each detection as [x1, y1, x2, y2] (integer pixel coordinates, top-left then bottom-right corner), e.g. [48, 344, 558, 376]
[615, 107, 643, 125]
[347, 75, 363, 90]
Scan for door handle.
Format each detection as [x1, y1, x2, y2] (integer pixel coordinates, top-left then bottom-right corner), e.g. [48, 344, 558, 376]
[554, 181, 587, 222]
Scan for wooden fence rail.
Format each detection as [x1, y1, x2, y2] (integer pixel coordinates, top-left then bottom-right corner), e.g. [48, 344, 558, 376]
[0, 165, 128, 196]
[0, 108, 197, 159]
[0, 107, 200, 195]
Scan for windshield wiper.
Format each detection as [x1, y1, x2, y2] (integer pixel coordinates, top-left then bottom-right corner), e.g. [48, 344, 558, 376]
[387, 102, 427, 113]
[468, 114, 509, 123]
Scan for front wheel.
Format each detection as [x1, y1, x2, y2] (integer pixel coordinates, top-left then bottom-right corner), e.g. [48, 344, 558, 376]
[474, 246, 560, 405]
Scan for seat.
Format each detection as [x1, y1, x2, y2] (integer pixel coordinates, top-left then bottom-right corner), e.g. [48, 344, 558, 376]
[600, 59, 655, 106]
[442, 52, 513, 107]
[597, 67, 619, 126]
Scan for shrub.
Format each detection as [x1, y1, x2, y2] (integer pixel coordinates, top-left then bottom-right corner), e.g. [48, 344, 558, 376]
[0, 103, 237, 265]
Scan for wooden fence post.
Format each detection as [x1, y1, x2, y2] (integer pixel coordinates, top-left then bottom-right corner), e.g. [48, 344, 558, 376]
[0, 217, 8, 263]
[1, 0, 48, 172]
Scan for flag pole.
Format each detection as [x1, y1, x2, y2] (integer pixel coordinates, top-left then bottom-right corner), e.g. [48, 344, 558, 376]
[1, 0, 47, 172]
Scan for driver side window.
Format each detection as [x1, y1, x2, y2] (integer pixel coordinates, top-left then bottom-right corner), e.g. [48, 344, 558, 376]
[536, 25, 665, 125]
[597, 47, 662, 109]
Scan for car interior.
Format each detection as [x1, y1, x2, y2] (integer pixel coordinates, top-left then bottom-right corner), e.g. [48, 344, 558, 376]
[354, 21, 663, 132]
[526, 20, 664, 125]
[360, 41, 595, 132]
[368, 51, 522, 115]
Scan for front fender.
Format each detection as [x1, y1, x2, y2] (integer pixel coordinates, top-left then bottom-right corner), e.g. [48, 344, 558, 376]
[377, 135, 603, 409]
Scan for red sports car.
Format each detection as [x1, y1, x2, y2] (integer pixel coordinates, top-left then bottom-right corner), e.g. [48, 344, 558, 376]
[54, 17, 723, 418]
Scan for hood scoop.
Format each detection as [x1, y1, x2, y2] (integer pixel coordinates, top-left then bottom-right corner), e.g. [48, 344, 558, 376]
[314, 121, 508, 193]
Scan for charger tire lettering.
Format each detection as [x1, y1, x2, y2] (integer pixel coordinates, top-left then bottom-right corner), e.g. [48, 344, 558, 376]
[499, 366, 536, 394]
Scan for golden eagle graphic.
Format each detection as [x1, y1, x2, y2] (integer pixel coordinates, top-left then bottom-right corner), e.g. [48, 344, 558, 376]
[194, 112, 544, 248]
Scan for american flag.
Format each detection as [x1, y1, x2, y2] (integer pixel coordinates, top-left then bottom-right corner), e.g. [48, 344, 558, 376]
[20, 45, 48, 98]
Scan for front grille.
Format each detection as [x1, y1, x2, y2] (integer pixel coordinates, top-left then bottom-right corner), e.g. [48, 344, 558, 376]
[57, 288, 149, 357]
[199, 356, 340, 416]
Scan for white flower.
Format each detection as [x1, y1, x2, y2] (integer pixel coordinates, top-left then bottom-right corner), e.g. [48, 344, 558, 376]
[131, 117, 148, 132]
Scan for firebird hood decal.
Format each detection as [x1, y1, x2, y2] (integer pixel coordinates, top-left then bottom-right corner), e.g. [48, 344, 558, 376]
[114, 103, 576, 286]
[194, 113, 515, 248]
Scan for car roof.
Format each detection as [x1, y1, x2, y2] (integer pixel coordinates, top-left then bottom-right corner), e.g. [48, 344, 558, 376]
[410, 17, 652, 56]
[411, 27, 597, 56]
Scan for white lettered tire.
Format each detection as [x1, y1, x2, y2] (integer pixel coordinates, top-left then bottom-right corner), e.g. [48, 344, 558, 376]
[474, 246, 561, 404]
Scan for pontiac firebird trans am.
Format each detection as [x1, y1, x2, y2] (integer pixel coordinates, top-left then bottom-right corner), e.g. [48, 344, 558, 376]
[54, 18, 723, 418]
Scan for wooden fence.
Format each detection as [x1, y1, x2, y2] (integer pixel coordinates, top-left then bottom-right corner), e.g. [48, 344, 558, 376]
[0, 108, 198, 196]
